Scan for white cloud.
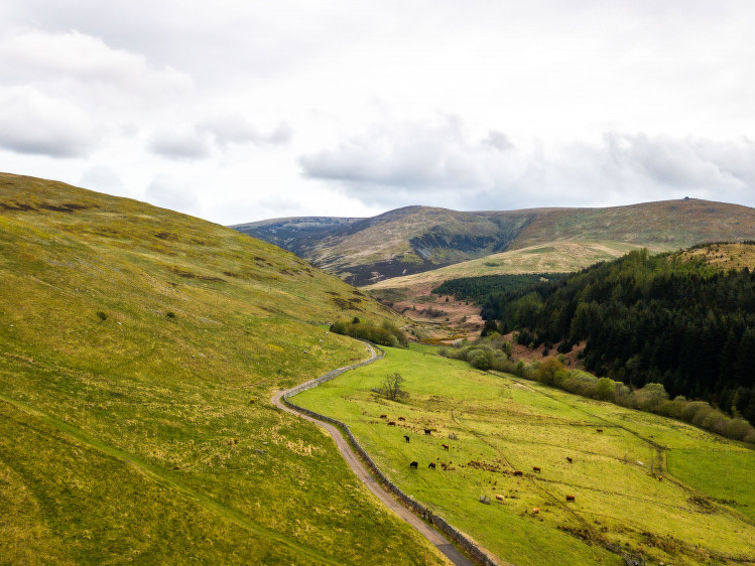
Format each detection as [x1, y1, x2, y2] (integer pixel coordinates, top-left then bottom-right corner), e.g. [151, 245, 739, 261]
[0, 29, 191, 96]
[300, 119, 755, 210]
[198, 115, 293, 147]
[0, 87, 100, 157]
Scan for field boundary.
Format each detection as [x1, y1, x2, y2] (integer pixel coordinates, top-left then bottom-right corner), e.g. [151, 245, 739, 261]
[277, 341, 500, 566]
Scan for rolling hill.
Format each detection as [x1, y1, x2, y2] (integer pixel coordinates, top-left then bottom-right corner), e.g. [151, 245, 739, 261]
[234, 199, 755, 286]
[0, 173, 444, 565]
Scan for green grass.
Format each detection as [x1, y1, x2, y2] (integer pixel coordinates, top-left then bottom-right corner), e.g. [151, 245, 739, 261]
[295, 345, 755, 566]
[0, 173, 443, 565]
[366, 241, 649, 293]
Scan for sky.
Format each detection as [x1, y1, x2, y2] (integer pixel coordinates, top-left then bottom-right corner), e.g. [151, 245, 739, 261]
[1, 1, 754, 225]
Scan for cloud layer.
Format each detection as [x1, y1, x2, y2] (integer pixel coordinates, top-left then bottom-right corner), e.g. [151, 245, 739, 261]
[300, 118, 755, 210]
[0, 2, 753, 222]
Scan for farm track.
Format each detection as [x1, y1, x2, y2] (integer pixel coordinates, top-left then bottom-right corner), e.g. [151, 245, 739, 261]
[272, 343, 485, 566]
[0, 392, 343, 566]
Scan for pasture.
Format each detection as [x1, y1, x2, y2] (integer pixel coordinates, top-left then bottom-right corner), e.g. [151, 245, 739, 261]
[295, 345, 755, 566]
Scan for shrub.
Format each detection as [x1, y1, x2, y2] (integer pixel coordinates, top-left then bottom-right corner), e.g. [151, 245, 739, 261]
[96, 311, 107, 322]
[595, 377, 615, 401]
[329, 319, 408, 348]
[633, 383, 669, 411]
[468, 349, 491, 371]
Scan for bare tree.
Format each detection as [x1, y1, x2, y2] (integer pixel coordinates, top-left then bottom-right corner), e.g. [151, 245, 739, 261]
[374, 372, 408, 401]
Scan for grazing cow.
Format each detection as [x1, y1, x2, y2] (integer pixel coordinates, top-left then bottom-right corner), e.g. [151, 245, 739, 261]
[409, 461, 418, 469]
[428, 462, 436, 469]
[424, 429, 432, 435]
[532, 466, 541, 473]
[379, 414, 387, 419]
[596, 428, 603, 433]
[658, 475, 663, 481]
[404, 435, 410, 443]
[566, 495, 575, 502]
[398, 417, 405, 421]
[513, 471, 523, 477]
[566, 457, 573, 463]
[495, 494, 504, 502]
[532, 507, 540, 514]
[442, 444, 449, 451]
[388, 421, 396, 426]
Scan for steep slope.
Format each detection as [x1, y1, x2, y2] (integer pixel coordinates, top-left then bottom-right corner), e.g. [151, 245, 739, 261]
[0, 173, 443, 565]
[235, 199, 755, 286]
[483, 245, 755, 424]
[236, 206, 535, 285]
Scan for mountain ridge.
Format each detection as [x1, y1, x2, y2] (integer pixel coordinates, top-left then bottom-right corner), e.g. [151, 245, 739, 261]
[234, 198, 755, 286]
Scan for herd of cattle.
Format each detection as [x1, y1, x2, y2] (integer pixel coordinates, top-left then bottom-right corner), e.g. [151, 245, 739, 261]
[376, 412, 579, 504]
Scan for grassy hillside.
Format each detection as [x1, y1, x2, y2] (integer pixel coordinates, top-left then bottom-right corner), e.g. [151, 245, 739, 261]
[367, 241, 648, 292]
[0, 173, 444, 564]
[511, 199, 755, 251]
[237, 200, 755, 286]
[295, 345, 755, 566]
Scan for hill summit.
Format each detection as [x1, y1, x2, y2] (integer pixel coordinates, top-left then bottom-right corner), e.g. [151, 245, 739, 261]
[234, 199, 755, 285]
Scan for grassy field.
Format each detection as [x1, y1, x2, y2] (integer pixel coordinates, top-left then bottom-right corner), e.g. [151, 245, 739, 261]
[366, 241, 651, 292]
[0, 173, 444, 565]
[295, 345, 755, 566]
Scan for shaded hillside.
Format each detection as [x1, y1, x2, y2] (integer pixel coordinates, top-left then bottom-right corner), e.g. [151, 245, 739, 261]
[236, 199, 755, 286]
[483, 244, 755, 425]
[0, 173, 442, 565]
[236, 206, 537, 285]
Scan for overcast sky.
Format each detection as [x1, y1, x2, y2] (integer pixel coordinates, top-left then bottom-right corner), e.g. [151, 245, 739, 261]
[1, 1, 754, 224]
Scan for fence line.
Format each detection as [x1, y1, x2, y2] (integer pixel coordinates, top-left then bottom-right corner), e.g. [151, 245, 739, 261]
[283, 343, 498, 566]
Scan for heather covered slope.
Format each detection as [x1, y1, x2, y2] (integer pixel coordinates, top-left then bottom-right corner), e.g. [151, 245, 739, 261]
[0, 173, 443, 565]
[235, 199, 755, 285]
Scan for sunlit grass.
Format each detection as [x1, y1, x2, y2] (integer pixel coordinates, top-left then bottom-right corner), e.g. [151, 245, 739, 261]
[0, 173, 443, 565]
[296, 345, 755, 566]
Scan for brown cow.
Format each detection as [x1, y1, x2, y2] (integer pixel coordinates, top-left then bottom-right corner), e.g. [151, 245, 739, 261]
[398, 417, 405, 421]
[596, 428, 603, 433]
[532, 507, 540, 514]
[566, 495, 575, 502]
[442, 444, 449, 450]
[424, 429, 432, 435]
[388, 421, 396, 426]
[566, 457, 573, 463]
[532, 466, 541, 473]
[404, 435, 410, 443]
[495, 494, 504, 502]
[513, 471, 523, 477]
[409, 461, 418, 469]
[379, 414, 387, 419]
[428, 462, 436, 469]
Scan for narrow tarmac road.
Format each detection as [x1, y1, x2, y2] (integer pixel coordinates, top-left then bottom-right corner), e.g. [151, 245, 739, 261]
[271, 343, 477, 566]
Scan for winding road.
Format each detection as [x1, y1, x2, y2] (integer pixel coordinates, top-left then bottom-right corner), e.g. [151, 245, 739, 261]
[271, 343, 476, 566]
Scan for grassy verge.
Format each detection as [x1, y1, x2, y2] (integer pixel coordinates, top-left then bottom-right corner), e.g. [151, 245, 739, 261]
[295, 345, 755, 566]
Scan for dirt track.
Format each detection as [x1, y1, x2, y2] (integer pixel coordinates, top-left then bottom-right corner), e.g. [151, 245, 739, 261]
[271, 344, 476, 566]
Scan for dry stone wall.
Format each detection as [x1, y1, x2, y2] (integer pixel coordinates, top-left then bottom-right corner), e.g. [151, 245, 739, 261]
[283, 343, 498, 566]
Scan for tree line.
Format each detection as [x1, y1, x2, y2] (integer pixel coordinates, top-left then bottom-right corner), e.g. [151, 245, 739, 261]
[433, 273, 567, 304]
[481, 247, 755, 425]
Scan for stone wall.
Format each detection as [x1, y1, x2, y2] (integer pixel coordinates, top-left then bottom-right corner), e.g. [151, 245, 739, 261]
[283, 344, 498, 566]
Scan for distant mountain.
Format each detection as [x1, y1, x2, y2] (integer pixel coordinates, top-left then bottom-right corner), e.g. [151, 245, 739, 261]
[234, 199, 755, 286]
